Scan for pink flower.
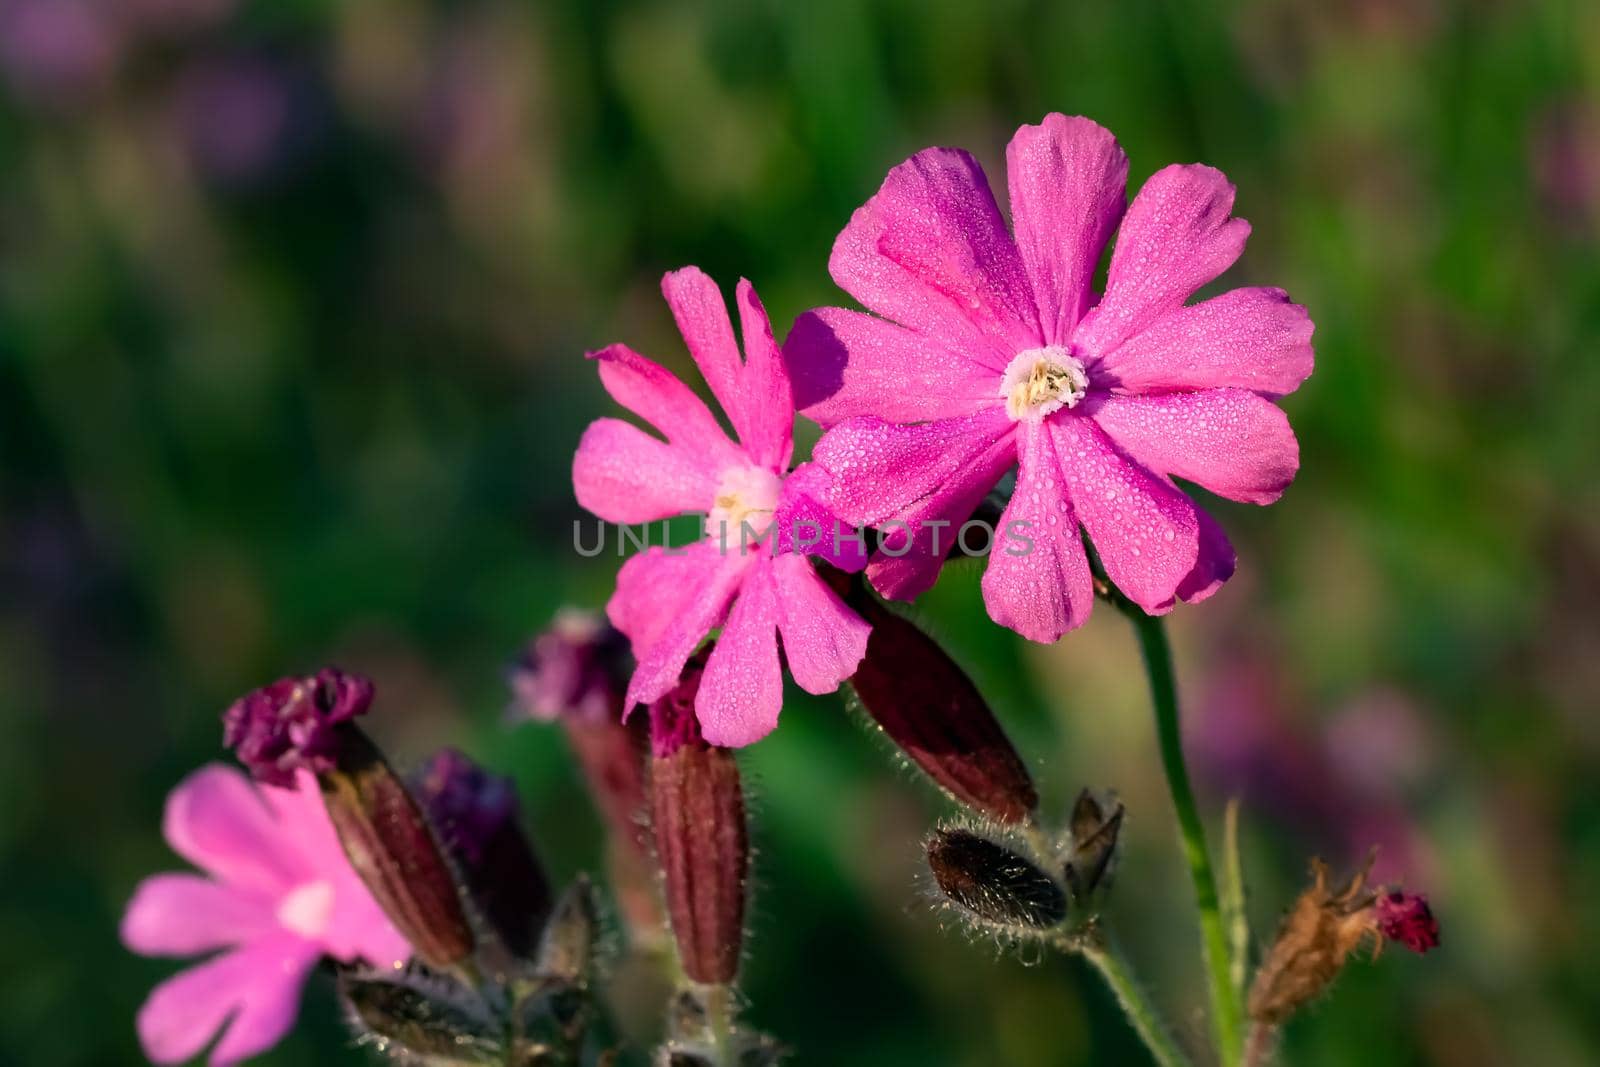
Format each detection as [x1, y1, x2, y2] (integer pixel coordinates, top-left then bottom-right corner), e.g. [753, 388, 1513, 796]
[122, 764, 409, 1065]
[573, 268, 871, 746]
[785, 114, 1313, 640]
[1375, 889, 1440, 954]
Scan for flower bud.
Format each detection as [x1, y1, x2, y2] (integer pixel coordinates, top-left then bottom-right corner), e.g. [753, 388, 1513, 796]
[1247, 858, 1377, 1025]
[340, 968, 501, 1063]
[1375, 890, 1439, 954]
[1064, 789, 1125, 904]
[926, 826, 1067, 932]
[509, 610, 631, 726]
[837, 582, 1037, 823]
[414, 748, 551, 960]
[648, 657, 748, 986]
[224, 670, 476, 971]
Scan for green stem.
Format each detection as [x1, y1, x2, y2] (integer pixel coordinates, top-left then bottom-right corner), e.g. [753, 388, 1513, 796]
[1127, 609, 1244, 1067]
[1079, 938, 1193, 1067]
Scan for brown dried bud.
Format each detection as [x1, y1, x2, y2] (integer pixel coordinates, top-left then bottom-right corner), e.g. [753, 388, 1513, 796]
[648, 658, 749, 986]
[1247, 857, 1379, 1025]
[926, 827, 1067, 931]
[1064, 789, 1125, 903]
[321, 727, 477, 970]
[839, 584, 1037, 823]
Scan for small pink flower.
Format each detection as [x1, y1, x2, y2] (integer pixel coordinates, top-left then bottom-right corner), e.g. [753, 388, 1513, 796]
[786, 114, 1313, 640]
[122, 764, 409, 1065]
[573, 268, 871, 746]
[1375, 889, 1440, 954]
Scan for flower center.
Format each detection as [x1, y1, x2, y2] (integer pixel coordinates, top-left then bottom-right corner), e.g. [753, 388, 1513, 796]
[277, 880, 336, 939]
[999, 346, 1089, 422]
[705, 466, 783, 542]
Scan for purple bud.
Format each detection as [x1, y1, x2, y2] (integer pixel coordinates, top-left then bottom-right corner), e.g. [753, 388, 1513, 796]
[1375, 889, 1439, 954]
[414, 748, 551, 960]
[509, 611, 631, 725]
[834, 578, 1037, 823]
[648, 658, 748, 986]
[222, 667, 373, 788]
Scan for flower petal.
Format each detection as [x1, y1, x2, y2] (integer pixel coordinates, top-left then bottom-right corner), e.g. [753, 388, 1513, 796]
[135, 936, 317, 1067]
[831, 147, 1038, 366]
[662, 266, 745, 429]
[783, 306, 1000, 428]
[1050, 415, 1199, 614]
[770, 553, 871, 695]
[1089, 287, 1314, 397]
[122, 874, 272, 958]
[812, 409, 1013, 526]
[617, 544, 750, 711]
[573, 417, 718, 524]
[1087, 389, 1300, 504]
[163, 765, 302, 895]
[1073, 164, 1250, 360]
[773, 462, 869, 572]
[865, 431, 1017, 601]
[733, 280, 794, 470]
[1005, 114, 1128, 345]
[589, 343, 743, 465]
[981, 420, 1093, 642]
[697, 561, 783, 747]
[1176, 503, 1236, 604]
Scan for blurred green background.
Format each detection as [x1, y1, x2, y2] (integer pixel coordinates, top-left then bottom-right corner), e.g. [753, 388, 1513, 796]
[2, 0, 1597, 1063]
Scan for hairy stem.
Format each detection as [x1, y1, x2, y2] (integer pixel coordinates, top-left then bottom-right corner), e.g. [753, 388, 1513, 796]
[1126, 608, 1244, 1066]
[1079, 938, 1193, 1067]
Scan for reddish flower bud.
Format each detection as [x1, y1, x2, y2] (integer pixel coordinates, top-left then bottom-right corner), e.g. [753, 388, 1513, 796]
[926, 826, 1067, 931]
[648, 658, 748, 985]
[415, 748, 551, 960]
[1375, 890, 1439, 954]
[509, 610, 631, 726]
[836, 581, 1037, 823]
[225, 670, 476, 971]
[222, 668, 373, 788]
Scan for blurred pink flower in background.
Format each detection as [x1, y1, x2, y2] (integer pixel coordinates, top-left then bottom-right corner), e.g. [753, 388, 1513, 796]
[1533, 101, 1600, 234]
[0, 0, 119, 109]
[121, 764, 408, 1066]
[171, 54, 325, 188]
[786, 114, 1312, 641]
[574, 268, 870, 747]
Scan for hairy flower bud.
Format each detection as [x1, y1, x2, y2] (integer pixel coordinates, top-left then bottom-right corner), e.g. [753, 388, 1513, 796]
[926, 827, 1067, 932]
[1375, 890, 1439, 954]
[225, 670, 477, 971]
[837, 581, 1037, 823]
[648, 658, 748, 986]
[415, 748, 551, 960]
[1064, 789, 1125, 904]
[222, 668, 373, 788]
[1248, 858, 1377, 1025]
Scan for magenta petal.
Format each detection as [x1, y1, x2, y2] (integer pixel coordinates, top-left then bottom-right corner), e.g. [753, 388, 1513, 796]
[573, 417, 718, 523]
[122, 873, 271, 958]
[1005, 114, 1129, 345]
[661, 266, 745, 429]
[866, 431, 1017, 601]
[1090, 287, 1314, 397]
[163, 765, 301, 895]
[621, 547, 750, 711]
[733, 280, 795, 470]
[135, 936, 317, 1067]
[981, 421, 1093, 642]
[1073, 163, 1251, 360]
[1176, 503, 1237, 604]
[783, 307, 1000, 428]
[773, 463, 869, 572]
[589, 343, 743, 466]
[1049, 416, 1199, 614]
[831, 147, 1038, 367]
[607, 541, 730, 654]
[770, 553, 871, 694]
[812, 408, 1013, 526]
[1088, 390, 1300, 505]
[696, 561, 783, 747]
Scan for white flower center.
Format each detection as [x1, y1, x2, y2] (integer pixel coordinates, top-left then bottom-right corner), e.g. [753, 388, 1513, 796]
[1000, 346, 1089, 422]
[277, 880, 336, 939]
[704, 466, 783, 543]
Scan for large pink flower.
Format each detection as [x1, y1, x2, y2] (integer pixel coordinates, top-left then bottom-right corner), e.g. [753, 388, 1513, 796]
[573, 268, 870, 747]
[785, 114, 1313, 641]
[122, 764, 409, 1066]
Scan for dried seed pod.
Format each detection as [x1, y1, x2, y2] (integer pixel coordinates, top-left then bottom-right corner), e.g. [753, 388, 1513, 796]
[648, 658, 749, 986]
[926, 827, 1067, 931]
[1064, 789, 1125, 903]
[1247, 858, 1378, 1025]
